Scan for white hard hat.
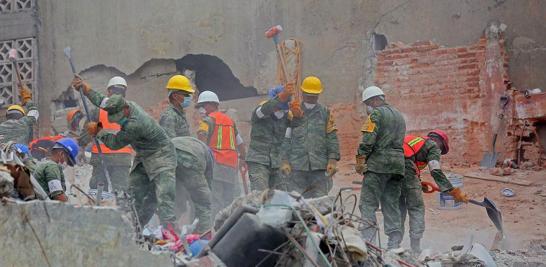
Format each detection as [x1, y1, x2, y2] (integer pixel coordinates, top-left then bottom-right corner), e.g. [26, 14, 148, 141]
[107, 76, 127, 88]
[197, 91, 220, 104]
[362, 86, 384, 102]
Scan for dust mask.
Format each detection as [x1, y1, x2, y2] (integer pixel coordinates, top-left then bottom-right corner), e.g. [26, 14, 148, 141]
[198, 107, 207, 117]
[366, 106, 374, 115]
[303, 103, 316, 110]
[182, 97, 191, 108]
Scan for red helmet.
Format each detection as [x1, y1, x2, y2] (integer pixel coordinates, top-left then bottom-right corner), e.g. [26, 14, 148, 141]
[428, 129, 449, 155]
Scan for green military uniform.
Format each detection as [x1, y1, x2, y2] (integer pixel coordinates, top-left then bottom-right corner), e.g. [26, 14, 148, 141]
[78, 107, 133, 193]
[246, 97, 290, 191]
[86, 90, 177, 227]
[159, 103, 191, 138]
[33, 160, 66, 199]
[357, 104, 406, 247]
[400, 138, 454, 245]
[172, 136, 213, 232]
[282, 103, 339, 198]
[0, 101, 38, 145]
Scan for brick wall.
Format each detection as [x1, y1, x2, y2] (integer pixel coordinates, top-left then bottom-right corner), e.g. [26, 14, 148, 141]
[374, 30, 509, 164]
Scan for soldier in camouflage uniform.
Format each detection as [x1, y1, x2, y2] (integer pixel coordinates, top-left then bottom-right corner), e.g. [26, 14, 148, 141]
[280, 76, 340, 198]
[355, 86, 406, 249]
[159, 75, 194, 138]
[246, 85, 292, 191]
[75, 77, 134, 193]
[72, 76, 177, 228]
[0, 85, 38, 145]
[172, 136, 213, 233]
[401, 130, 468, 253]
[33, 137, 79, 202]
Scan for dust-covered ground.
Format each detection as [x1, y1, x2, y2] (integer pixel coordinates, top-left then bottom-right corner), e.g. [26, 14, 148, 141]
[334, 160, 546, 254]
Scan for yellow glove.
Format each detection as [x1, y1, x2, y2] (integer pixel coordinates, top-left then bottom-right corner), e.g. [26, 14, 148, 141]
[289, 101, 304, 118]
[326, 159, 337, 177]
[19, 84, 32, 105]
[355, 155, 367, 174]
[280, 160, 292, 176]
[85, 121, 103, 136]
[449, 187, 469, 203]
[71, 75, 91, 94]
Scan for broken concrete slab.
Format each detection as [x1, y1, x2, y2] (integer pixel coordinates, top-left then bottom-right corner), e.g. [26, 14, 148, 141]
[0, 201, 171, 267]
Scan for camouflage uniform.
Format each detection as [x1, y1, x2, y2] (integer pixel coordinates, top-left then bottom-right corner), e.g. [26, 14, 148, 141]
[282, 103, 339, 198]
[78, 107, 133, 193]
[0, 101, 38, 145]
[401, 139, 454, 243]
[159, 103, 191, 138]
[33, 160, 66, 199]
[172, 136, 213, 232]
[86, 90, 177, 227]
[246, 97, 290, 191]
[357, 104, 406, 247]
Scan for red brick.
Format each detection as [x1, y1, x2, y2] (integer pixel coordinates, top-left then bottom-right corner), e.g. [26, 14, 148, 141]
[457, 52, 477, 59]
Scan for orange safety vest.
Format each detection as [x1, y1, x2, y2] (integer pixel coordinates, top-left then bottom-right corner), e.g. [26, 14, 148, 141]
[208, 111, 238, 168]
[403, 135, 428, 170]
[91, 109, 134, 154]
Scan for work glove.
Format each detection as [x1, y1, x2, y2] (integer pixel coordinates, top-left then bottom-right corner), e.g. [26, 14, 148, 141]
[449, 187, 469, 203]
[421, 181, 440, 193]
[355, 155, 367, 174]
[52, 193, 68, 202]
[19, 84, 32, 105]
[325, 159, 337, 177]
[71, 75, 91, 94]
[280, 160, 292, 177]
[278, 83, 294, 102]
[85, 121, 103, 136]
[290, 101, 304, 118]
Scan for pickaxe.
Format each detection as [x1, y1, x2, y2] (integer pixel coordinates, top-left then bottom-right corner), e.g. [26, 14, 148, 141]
[63, 47, 113, 201]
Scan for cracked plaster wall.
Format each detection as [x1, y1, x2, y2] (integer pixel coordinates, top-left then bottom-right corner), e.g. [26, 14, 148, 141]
[35, 0, 546, 135]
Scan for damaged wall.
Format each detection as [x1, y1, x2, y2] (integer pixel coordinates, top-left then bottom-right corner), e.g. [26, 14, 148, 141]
[373, 25, 508, 164]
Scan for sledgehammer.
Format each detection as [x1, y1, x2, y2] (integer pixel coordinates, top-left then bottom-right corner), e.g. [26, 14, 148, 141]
[63, 47, 113, 200]
[8, 49, 24, 93]
[265, 25, 290, 85]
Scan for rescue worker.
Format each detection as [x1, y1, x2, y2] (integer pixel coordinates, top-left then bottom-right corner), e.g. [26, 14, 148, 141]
[355, 85, 406, 249]
[280, 76, 340, 198]
[71, 76, 177, 228]
[0, 85, 38, 145]
[33, 137, 79, 202]
[246, 84, 292, 191]
[401, 130, 469, 253]
[159, 75, 194, 138]
[172, 136, 213, 233]
[78, 76, 134, 192]
[196, 91, 246, 214]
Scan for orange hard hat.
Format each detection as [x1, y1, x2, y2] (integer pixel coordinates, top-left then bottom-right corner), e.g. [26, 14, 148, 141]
[428, 129, 449, 154]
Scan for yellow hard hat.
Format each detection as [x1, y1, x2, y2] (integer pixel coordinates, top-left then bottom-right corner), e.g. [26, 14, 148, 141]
[301, 76, 323, 94]
[7, 105, 25, 115]
[166, 75, 194, 94]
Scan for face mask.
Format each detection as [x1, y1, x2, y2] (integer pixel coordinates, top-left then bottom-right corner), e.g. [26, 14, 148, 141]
[303, 102, 316, 110]
[366, 106, 374, 115]
[198, 107, 207, 117]
[274, 110, 286, 119]
[182, 97, 191, 108]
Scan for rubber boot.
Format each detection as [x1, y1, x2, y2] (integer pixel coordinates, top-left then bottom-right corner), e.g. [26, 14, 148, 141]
[387, 231, 402, 249]
[410, 238, 422, 255]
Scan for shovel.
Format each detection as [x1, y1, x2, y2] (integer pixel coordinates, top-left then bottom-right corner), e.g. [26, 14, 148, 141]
[422, 182, 503, 234]
[480, 96, 510, 168]
[469, 197, 503, 234]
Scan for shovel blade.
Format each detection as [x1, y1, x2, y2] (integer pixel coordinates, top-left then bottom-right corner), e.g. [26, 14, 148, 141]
[483, 197, 503, 234]
[480, 152, 499, 168]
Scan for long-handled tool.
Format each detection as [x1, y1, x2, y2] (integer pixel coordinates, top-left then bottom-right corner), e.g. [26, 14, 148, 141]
[8, 48, 24, 96]
[422, 181, 503, 233]
[480, 95, 510, 168]
[63, 47, 113, 202]
[265, 25, 289, 85]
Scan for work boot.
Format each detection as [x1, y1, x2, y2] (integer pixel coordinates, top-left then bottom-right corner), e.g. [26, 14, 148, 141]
[387, 231, 403, 249]
[410, 238, 421, 255]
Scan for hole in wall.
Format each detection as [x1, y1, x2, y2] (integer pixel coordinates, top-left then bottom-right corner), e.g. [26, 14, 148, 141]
[176, 54, 258, 101]
[372, 32, 388, 51]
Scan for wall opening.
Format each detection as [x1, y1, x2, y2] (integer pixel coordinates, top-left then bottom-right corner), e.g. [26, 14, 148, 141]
[372, 32, 388, 51]
[176, 54, 257, 101]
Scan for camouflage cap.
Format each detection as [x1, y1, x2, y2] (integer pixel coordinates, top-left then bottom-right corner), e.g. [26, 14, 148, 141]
[102, 94, 127, 115]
